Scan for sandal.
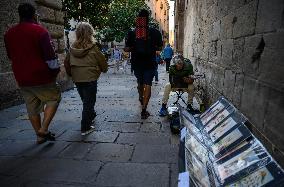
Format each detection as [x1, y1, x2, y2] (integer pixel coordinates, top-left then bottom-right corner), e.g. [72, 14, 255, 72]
[36, 136, 47, 144]
[37, 131, 55, 141]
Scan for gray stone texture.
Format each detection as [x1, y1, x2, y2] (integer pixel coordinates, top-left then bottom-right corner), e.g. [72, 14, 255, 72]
[0, 67, 179, 186]
[95, 163, 170, 187]
[21, 159, 102, 183]
[117, 132, 170, 145]
[132, 144, 179, 164]
[255, 0, 284, 33]
[179, 0, 284, 166]
[0, 0, 72, 109]
[85, 143, 134, 162]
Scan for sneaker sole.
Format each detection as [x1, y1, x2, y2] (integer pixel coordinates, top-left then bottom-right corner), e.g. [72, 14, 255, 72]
[81, 126, 95, 136]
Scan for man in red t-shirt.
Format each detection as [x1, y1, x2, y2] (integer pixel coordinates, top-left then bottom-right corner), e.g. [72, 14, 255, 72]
[4, 3, 61, 144]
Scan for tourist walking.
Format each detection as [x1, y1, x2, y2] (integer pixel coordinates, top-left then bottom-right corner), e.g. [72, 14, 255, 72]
[163, 44, 174, 72]
[124, 9, 163, 119]
[64, 22, 108, 135]
[4, 3, 61, 144]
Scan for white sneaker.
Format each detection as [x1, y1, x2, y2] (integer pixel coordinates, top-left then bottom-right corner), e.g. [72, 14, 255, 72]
[81, 126, 95, 136]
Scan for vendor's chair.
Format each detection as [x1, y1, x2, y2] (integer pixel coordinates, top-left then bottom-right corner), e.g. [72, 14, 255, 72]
[170, 75, 188, 106]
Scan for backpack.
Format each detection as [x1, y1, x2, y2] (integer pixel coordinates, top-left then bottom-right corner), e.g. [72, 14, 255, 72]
[134, 17, 153, 62]
[170, 111, 181, 134]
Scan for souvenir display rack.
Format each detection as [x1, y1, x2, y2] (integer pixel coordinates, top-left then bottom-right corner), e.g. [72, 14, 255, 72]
[178, 97, 284, 187]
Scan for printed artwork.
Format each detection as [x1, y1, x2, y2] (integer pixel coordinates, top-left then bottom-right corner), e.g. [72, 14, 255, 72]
[212, 129, 243, 156]
[217, 145, 263, 181]
[188, 154, 211, 187]
[200, 101, 220, 118]
[185, 133, 208, 163]
[183, 118, 199, 134]
[226, 167, 274, 187]
[201, 102, 225, 125]
[209, 117, 237, 142]
[182, 110, 195, 124]
[205, 109, 230, 133]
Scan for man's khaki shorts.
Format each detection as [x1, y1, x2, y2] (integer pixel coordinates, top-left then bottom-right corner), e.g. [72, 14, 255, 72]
[20, 83, 61, 115]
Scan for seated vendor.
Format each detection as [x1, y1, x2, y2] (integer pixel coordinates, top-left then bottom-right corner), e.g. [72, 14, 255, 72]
[159, 54, 194, 116]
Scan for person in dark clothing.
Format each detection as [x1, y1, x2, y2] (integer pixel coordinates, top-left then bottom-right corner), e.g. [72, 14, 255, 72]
[4, 3, 61, 144]
[124, 9, 163, 119]
[163, 44, 174, 72]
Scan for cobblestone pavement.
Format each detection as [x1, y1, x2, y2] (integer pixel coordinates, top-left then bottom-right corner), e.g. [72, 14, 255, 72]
[0, 64, 181, 187]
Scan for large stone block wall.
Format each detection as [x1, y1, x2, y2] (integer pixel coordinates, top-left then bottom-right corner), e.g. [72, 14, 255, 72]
[182, 0, 284, 166]
[0, 0, 73, 109]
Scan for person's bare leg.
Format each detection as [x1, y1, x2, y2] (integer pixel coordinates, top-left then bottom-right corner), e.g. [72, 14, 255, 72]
[38, 105, 58, 134]
[29, 114, 45, 143]
[29, 114, 41, 133]
[142, 84, 151, 110]
[137, 83, 144, 104]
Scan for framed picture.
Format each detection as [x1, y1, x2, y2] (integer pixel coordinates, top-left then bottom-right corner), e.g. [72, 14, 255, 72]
[212, 125, 252, 158]
[216, 139, 270, 184]
[201, 102, 225, 125]
[205, 109, 231, 133]
[212, 128, 243, 156]
[209, 117, 238, 143]
[185, 132, 208, 164]
[225, 162, 284, 187]
[200, 100, 220, 119]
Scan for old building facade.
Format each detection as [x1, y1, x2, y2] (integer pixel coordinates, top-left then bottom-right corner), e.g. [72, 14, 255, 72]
[145, 0, 170, 45]
[174, 0, 284, 166]
[0, 0, 72, 109]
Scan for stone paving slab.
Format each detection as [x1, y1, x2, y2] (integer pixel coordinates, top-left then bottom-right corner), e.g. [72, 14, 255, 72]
[170, 164, 179, 187]
[85, 143, 134, 162]
[0, 140, 39, 156]
[94, 121, 141, 133]
[132, 144, 179, 164]
[95, 162, 170, 187]
[21, 141, 71, 158]
[57, 130, 119, 143]
[0, 67, 180, 187]
[0, 140, 70, 158]
[116, 132, 170, 145]
[139, 122, 162, 133]
[58, 142, 94, 159]
[5, 129, 38, 141]
[0, 157, 34, 176]
[20, 158, 102, 183]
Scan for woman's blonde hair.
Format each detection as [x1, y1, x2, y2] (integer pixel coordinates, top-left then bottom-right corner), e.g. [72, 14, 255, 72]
[73, 22, 95, 49]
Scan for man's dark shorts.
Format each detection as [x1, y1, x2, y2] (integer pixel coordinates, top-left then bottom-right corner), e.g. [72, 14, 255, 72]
[134, 68, 156, 86]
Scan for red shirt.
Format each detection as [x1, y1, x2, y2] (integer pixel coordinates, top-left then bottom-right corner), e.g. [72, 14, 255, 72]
[4, 22, 59, 87]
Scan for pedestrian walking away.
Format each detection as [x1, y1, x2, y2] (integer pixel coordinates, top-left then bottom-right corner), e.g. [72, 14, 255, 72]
[124, 9, 163, 119]
[4, 3, 61, 144]
[112, 46, 122, 74]
[155, 51, 162, 83]
[163, 44, 174, 72]
[64, 22, 108, 136]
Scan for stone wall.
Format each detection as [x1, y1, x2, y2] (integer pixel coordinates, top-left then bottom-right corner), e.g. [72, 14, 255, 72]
[180, 0, 284, 167]
[0, 0, 73, 109]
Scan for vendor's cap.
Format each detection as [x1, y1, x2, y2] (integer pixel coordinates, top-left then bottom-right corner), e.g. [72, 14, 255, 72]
[172, 54, 184, 65]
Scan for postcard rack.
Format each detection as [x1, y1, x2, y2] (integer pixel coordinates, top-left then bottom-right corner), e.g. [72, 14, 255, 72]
[178, 97, 284, 187]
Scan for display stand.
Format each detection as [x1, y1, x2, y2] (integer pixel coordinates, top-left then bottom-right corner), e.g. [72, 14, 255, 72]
[178, 97, 284, 187]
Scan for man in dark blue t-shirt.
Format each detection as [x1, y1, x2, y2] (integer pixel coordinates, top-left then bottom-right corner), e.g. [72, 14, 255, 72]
[124, 9, 163, 119]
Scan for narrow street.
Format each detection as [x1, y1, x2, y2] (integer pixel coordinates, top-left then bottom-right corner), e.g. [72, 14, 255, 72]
[0, 65, 179, 187]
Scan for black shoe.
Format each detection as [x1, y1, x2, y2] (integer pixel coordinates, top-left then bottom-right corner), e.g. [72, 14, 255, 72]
[141, 110, 150, 119]
[37, 131, 55, 142]
[187, 104, 194, 113]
